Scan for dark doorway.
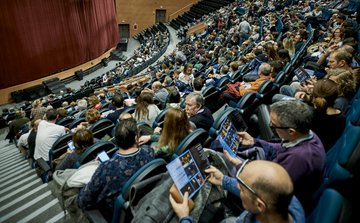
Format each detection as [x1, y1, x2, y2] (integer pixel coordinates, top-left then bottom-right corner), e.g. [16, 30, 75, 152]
[118, 24, 130, 38]
[155, 9, 166, 23]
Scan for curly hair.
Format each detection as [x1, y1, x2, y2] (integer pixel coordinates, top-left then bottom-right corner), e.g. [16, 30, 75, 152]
[85, 109, 100, 124]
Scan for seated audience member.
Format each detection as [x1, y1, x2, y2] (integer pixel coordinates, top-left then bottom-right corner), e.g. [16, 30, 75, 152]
[77, 119, 155, 222]
[55, 129, 95, 170]
[6, 110, 30, 143]
[75, 109, 101, 131]
[193, 77, 205, 94]
[55, 108, 67, 124]
[170, 160, 305, 223]
[166, 90, 181, 108]
[138, 107, 192, 160]
[206, 65, 230, 87]
[222, 63, 272, 102]
[228, 61, 239, 79]
[134, 92, 161, 127]
[152, 81, 169, 103]
[177, 64, 194, 92]
[185, 92, 214, 131]
[30, 99, 47, 121]
[309, 79, 346, 150]
[74, 99, 88, 118]
[227, 100, 325, 214]
[27, 120, 40, 160]
[325, 68, 357, 112]
[34, 109, 67, 161]
[101, 93, 125, 124]
[18, 119, 37, 157]
[88, 95, 102, 110]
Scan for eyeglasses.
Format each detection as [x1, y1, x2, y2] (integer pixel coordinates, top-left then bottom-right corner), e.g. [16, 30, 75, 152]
[269, 121, 292, 130]
[236, 159, 267, 207]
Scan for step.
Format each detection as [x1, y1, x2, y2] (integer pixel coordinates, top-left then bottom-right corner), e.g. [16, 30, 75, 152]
[0, 168, 35, 191]
[0, 190, 56, 222]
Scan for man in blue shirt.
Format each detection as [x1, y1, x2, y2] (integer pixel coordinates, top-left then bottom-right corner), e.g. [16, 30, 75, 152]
[170, 160, 305, 223]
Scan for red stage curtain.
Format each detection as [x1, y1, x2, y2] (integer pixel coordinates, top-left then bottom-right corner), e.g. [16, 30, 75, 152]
[0, 0, 119, 89]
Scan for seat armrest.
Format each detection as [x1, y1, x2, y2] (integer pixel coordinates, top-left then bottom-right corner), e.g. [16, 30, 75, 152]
[85, 210, 107, 223]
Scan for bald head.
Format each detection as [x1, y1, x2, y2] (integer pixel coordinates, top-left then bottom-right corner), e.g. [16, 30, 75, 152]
[239, 160, 293, 213]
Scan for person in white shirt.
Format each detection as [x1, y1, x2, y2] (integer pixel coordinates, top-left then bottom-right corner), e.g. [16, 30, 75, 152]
[34, 108, 66, 161]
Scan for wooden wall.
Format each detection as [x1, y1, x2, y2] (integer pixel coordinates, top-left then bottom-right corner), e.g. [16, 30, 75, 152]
[0, 48, 114, 105]
[0, 1, 200, 105]
[115, 0, 200, 37]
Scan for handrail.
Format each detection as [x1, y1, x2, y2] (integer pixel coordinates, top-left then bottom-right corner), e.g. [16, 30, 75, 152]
[186, 22, 207, 38]
[168, 2, 196, 21]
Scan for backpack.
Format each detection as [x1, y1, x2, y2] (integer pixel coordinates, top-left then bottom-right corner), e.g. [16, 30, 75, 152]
[130, 149, 228, 223]
[48, 160, 100, 223]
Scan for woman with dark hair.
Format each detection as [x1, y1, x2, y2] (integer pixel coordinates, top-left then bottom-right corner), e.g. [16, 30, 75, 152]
[310, 79, 346, 151]
[134, 92, 161, 126]
[78, 119, 155, 221]
[55, 129, 95, 170]
[166, 90, 181, 108]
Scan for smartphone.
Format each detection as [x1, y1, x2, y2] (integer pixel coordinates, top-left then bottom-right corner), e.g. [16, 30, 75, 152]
[98, 151, 110, 163]
[67, 140, 76, 151]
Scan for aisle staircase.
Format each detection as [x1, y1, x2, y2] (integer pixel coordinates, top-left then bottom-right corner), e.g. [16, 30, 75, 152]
[0, 140, 70, 223]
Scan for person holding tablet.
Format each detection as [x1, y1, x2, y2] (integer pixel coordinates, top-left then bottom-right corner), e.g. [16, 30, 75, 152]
[55, 129, 95, 170]
[170, 160, 305, 223]
[77, 119, 155, 222]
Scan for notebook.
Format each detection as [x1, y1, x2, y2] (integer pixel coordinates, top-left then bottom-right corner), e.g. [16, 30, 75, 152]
[166, 143, 210, 199]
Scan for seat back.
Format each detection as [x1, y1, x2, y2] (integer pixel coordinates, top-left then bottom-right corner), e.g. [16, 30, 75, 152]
[57, 117, 76, 128]
[313, 109, 360, 200]
[121, 106, 135, 114]
[78, 141, 117, 165]
[216, 76, 231, 91]
[202, 86, 222, 113]
[68, 117, 86, 129]
[256, 80, 274, 104]
[49, 133, 74, 170]
[99, 108, 110, 114]
[137, 122, 154, 136]
[172, 128, 209, 160]
[100, 102, 111, 109]
[112, 158, 167, 223]
[273, 71, 286, 88]
[89, 118, 115, 139]
[256, 104, 280, 142]
[307, 189, 352, 223]
[152, 107, 170, 128]
[237, 92, 259, 122]
[231, 70, 243, 83]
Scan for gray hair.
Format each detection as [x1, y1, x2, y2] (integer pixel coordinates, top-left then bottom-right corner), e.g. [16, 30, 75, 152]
[186, 92, 204, 108]
[259, 63, 271, 76]
[270, 100, 313, 134]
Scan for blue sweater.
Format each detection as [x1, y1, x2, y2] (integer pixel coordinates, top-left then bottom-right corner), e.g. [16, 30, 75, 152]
[77, 145, 155, 221]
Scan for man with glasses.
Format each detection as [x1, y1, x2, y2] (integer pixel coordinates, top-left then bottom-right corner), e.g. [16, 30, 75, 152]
[227, 100, 325, 214]
[169, 160, 305, 223]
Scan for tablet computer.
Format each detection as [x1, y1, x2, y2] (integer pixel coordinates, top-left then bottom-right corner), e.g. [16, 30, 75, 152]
[166, 143, 210, 199]
[294, 67, 311, 83]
